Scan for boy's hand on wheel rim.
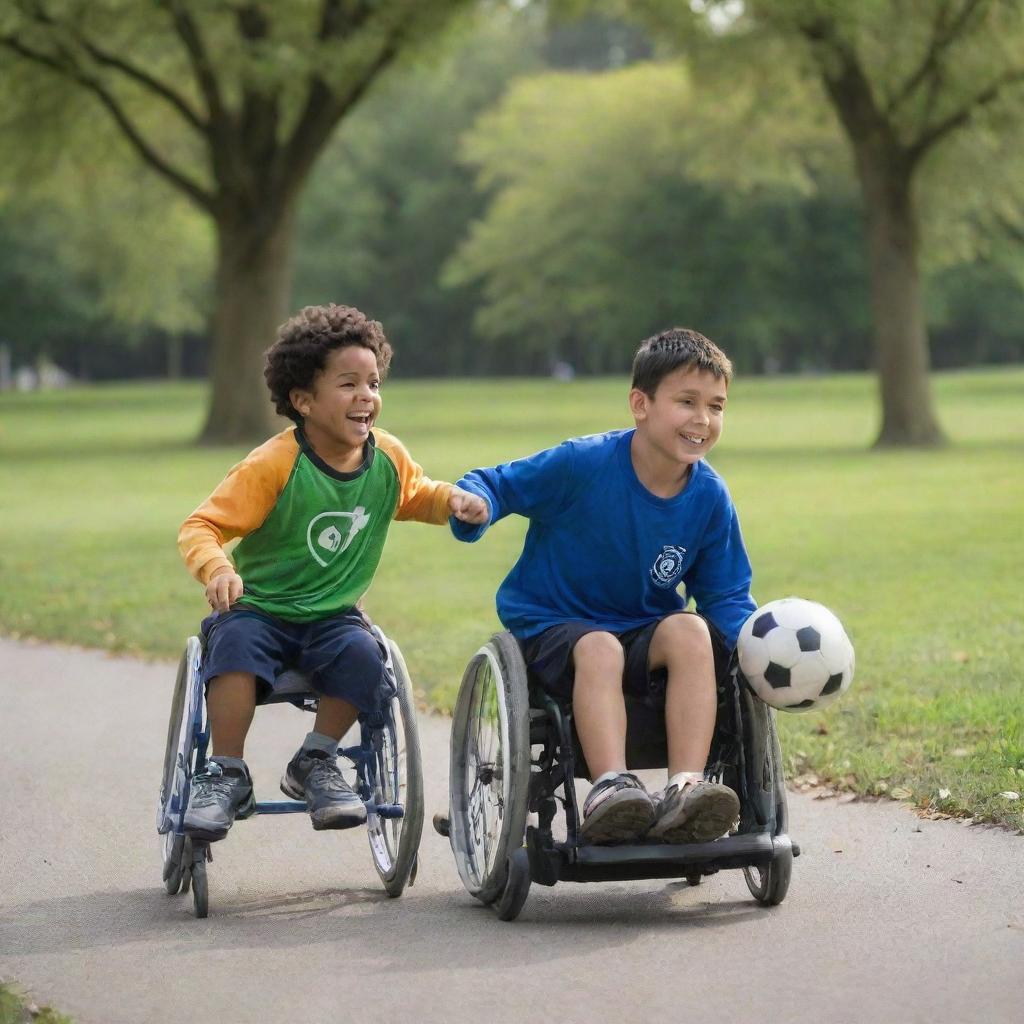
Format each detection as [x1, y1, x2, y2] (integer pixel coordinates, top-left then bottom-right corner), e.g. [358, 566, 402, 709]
[448, 487, 490, 524]
[206, 569, 243, 612]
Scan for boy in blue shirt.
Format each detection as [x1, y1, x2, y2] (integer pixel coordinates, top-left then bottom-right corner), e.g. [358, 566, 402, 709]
[451, 328, 756, 845]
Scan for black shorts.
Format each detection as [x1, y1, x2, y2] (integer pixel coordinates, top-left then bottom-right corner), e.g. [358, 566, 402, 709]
[200, 606, 393, 714]
[519, 612, 731, 708]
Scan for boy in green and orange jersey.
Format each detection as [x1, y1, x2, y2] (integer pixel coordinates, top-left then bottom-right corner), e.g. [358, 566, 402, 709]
[178, 303, 487, 841]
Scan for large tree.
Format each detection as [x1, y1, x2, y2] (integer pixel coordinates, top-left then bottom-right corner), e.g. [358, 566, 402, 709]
[1, 0, 468, 442]
[635, 0, 1024, 446]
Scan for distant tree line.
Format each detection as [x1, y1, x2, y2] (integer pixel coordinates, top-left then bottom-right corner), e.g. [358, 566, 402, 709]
[2, 3, 1022, 446]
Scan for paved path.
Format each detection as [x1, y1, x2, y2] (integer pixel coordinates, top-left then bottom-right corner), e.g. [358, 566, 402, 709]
[1, 638, 1021, 1024]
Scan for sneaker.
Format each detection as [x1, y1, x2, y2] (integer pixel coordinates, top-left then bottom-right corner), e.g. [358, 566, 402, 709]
[579, 772, 656, 845]
[280, 748, 366, 830]
[182, 757, 255, 842]
[648, 779, 740, 844]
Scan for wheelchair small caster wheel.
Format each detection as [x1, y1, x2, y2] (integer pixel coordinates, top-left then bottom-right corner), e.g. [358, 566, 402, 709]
[191, 859, 209, 918]
[432, 813, 451, 837]
[190, 841, 210, 918]
[685, 872, 702, 887]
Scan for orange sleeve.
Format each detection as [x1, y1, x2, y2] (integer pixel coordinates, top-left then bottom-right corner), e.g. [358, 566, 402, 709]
[177, 430, 298, 585]
[373, 428, 453, 524]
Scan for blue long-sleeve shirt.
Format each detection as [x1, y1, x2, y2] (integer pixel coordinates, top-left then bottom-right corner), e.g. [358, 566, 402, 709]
[450, 429, 756, 647]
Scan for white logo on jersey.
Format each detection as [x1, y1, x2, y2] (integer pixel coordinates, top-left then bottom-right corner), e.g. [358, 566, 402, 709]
[306, 507, 371, 567]
[650, 545, 687, 589]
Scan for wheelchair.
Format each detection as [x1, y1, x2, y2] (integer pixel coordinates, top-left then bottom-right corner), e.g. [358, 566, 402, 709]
[156, 625, 423, 918]
[440, 631, 799, 921]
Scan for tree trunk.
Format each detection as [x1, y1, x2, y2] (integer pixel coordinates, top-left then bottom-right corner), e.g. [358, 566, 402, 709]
[198, 202, 298, 445]
[855, 148, 947, 448]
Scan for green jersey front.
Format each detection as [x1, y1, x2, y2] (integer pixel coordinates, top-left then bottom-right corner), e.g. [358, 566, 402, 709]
[178, 427, 453, 622]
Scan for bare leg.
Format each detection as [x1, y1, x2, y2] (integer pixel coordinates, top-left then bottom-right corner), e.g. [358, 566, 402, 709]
[648, 614, 717, 777]
[207, 671, 257, 758]
[313, 695, 360, 742]
[571, 631, 628, 779]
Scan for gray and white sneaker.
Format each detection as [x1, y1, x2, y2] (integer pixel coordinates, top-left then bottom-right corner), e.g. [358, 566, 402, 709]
[183, 757, 255, 842]
[579, 772, 656, 845]
[648, 779, 740, 844]
[280, 748, 366, 830]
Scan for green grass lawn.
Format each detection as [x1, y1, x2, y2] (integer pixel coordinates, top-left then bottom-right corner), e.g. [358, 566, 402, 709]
[1, 369, 1021, 830]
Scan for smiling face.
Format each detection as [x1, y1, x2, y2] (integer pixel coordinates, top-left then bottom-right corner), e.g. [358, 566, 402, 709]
[630, 365, 727, 472]
[289, 343, 382, 466]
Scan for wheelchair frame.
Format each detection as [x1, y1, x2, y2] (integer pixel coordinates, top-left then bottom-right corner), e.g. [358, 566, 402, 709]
[156, 625, 424, 918]
[445, 631, 799, 921]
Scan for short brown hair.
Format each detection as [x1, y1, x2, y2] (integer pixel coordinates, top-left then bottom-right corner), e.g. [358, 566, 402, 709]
[264, 304, 393, 425]
[631, 327, 732, 396]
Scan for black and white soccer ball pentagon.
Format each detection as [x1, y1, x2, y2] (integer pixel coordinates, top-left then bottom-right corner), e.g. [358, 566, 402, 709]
[737, 598, 855, 713]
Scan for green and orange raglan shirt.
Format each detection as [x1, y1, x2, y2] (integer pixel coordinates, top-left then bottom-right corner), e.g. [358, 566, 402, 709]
[178, 427, 453, 622]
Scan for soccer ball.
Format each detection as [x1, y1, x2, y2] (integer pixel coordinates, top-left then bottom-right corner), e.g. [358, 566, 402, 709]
[736, 598, 855, 713]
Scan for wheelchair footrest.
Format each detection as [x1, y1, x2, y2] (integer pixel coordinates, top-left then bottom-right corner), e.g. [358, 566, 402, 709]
[253, 800, 307, 814]
[557, 832, 788, 883]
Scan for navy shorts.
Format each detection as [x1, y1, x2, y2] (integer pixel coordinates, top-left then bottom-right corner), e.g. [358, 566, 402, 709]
[199, 606, 393, 714]
[519, 612, 731, 707]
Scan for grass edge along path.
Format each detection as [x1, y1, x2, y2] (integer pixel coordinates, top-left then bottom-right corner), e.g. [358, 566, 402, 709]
[0, 981, 73, 1024]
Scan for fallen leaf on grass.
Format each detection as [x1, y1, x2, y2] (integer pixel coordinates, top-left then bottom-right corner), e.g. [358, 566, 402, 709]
[998, 791, 1021, 801]
[951, 748, 970, 758]
[889, 787, 912, 800]
[814, 722, 829, 735]
[938, 788, 952, 800]
[951, 651, 970, 663]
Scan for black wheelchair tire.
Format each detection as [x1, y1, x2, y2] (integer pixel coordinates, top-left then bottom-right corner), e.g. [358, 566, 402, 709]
[163, 832, 185, 895]
[449, 632, 531, 906]
[743, 709, 793, 905]
[159, 638, 201, 890]
[368, 638, 425, 898]
[191, 855, 209, 919]
[495, 848, 532, 922]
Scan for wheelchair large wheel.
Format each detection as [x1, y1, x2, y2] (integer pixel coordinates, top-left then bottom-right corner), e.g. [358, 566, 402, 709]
[367, 638, 424, 897]
[449, 632, 531, 906]
[158, 636, 203, 895]
[743, 708, 792, 905]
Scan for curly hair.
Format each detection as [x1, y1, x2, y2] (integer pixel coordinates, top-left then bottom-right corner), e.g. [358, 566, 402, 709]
[264, 304, 393, 425]
[631, 327, 733, 396]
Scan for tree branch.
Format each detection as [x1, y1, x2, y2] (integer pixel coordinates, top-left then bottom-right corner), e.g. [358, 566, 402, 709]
[274, 0, 399, 194]
[908, 67, 1024, 164]
[886, 0, 987, 117]
[160, 0, 229, 126]
[0, 34, 215, 212]
[278, 34, 400, 196]
[61, 21, 206, 133]
[799, 16, 891, 147]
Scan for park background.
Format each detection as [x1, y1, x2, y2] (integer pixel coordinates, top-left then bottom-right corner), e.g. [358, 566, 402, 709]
[1, 0, 1022, 837]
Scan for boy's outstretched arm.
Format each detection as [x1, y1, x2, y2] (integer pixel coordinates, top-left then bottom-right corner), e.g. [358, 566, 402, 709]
[449, 441, 575, 543]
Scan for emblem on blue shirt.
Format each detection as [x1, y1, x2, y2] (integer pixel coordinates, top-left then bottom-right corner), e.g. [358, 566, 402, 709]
[650, 545, 687, 589]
